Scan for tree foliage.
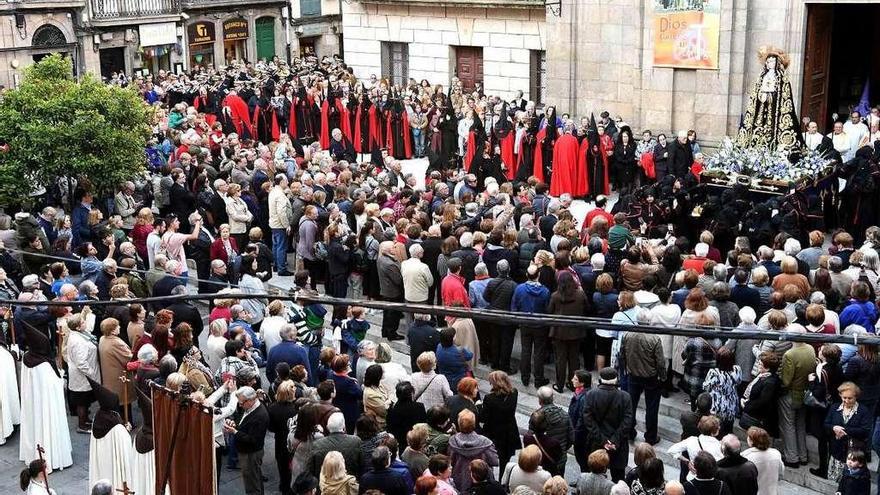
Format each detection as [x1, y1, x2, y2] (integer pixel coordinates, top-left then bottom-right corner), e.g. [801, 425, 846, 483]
[0, 54, 153, 207]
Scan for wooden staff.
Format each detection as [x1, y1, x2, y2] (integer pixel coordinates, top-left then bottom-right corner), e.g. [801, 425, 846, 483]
[116, 481, 135, 494]
[36, 443, 49, 491]
[119, 372, 131, 425]
[6, 308, 15, 348]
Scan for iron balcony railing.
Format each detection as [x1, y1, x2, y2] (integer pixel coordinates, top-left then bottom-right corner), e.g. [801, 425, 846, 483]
[90, 0, 181, 19]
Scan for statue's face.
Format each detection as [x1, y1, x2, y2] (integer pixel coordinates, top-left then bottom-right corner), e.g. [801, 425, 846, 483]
[766, 56, 777, 70]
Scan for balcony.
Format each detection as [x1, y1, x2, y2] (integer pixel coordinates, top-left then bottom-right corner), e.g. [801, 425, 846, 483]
[89, 0, 181, 20]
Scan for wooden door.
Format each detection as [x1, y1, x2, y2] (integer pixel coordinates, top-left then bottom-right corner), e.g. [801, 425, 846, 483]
[456, 46, 483, 93]
[801, 4, 833, 132]
[255, 17, 275, 61]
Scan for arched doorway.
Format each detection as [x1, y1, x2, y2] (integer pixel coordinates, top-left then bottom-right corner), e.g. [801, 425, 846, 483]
[255, 16, 276, 62]
[32, 24, 71, 64]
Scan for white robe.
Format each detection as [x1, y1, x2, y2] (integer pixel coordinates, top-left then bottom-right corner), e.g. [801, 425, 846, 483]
[18, 363, 72, 472]
[131, 449, 169, 495]
[25, 480, 56, 495]
[89, 423, 133, 492]
[0, 345, 21, 444]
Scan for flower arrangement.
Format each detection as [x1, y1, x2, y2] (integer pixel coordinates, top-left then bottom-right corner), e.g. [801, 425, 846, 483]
[704, 137, 832, 183]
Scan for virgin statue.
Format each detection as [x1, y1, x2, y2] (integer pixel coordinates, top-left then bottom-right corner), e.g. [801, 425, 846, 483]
[736, 46, 802, 154]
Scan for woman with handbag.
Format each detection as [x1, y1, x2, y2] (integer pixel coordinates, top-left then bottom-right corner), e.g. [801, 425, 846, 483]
[807, 344, 843, 479]
[740, 352, 782, 438]
[825, 382, 873, 483]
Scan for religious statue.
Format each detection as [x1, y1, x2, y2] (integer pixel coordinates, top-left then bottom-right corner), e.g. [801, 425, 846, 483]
[736, 46, 802, 155]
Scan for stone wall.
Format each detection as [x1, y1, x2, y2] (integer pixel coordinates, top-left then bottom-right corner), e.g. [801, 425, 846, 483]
[543, 0, 855, 147]
[342, 1, 546, 100]
[0, 12, 79, 89]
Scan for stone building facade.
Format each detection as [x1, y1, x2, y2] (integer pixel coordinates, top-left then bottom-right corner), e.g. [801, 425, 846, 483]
[546, 0, 880, 146]
[342, 0, 546, 101]
[0, 3, 85, 89]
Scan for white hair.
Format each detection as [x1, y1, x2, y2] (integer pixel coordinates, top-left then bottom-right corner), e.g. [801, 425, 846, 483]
[784, 238, 802, 256]
[459, 232, 474, 248]
[694, 242, 709, 257]
[590, 253, 605, 270]
[236, 386, 257, 401]
[327, 412, 346, 433]
[409, 243, 424, 258]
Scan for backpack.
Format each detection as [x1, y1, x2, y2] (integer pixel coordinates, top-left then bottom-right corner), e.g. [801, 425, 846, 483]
[313, 241, 328, 261]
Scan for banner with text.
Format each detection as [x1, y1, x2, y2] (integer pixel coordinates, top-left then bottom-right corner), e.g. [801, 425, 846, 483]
[652, 0, 721, 69]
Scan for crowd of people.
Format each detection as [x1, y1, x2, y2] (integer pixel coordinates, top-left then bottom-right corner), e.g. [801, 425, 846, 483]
[0, 55, 878, 495]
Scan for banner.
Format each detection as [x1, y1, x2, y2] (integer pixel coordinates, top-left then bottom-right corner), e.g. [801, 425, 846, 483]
[153, 385, 216, 495]
[652, 0, 721, 69]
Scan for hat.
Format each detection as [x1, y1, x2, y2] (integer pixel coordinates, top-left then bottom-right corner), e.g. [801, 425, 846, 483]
[599, 367, 618, 385]
[86, 377, 123, 439]
[293, 472, 319, 494]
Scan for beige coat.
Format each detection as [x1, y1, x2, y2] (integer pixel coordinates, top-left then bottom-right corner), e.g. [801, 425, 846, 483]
[98, 334, 134, 405]
[225, 195, 253, 234]
[450, 317, 480, 369]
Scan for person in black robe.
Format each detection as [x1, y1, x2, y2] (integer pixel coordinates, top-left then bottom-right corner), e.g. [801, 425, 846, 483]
[254, 85, 278, 145]
[387, 96, 410, 160]
[355, 95, 372, 154]
[839, 147, 878, 244]
[292, 84, 314, 141]
[468, 116, 488, 187]
[612, 127, 638, 195]
[325, 91, 343, 142]
[516, 116, 539, 183]
[540, 106, 559, 185]
[438, 102, 458, 169]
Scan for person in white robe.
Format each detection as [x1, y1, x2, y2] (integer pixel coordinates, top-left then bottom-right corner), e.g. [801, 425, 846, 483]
[87, 377, 133, 493]
[844, 111, 869, 157]
[19, 322, 72, 473]
[827, 121, 852, 162]
[0, 310, 20, 445]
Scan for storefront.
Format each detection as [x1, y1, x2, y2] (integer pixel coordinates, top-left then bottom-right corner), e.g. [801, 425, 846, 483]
[223, 18, 249, 64]
[187, 20, 216, 69]
[138, 22, 178, 75]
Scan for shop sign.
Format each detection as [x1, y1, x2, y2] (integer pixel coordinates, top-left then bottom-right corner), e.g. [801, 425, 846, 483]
[139, 22, 177, 47]
[223, 18, 249, 41]
[188, 21, 216, 45]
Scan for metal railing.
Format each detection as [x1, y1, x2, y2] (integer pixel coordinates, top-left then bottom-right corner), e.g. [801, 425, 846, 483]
[90, 0, 181, 19]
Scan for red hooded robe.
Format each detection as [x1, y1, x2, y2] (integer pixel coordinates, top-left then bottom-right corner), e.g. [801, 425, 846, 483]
[320, 98, 351, 150]
[369, 106, 384, 151]
[222, 94, 253, 138]
[253, 106, 280, 142]
[497, 132, 515, 180]
[550, 134, 583, 197]
[386, 110, 412, 159]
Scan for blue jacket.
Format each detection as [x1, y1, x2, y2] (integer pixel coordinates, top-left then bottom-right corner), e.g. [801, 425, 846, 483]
[592, 291, 619, 319]
[359, 467, 409, 495]
[71, 204, 92, 248]
[510, 281, 550, 315]
[569, 389, 588, 442]
[265, 341, 312, 383]
[436, 343, 473, 391]
[839, 300, 878, 332]
[331, 373, 363, 434]
[389, 459, 415, 494]
[469, 277, 491, 309]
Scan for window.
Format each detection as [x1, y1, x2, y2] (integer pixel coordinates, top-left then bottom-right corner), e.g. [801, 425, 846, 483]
[300, 0, 320, 17]
[530, 49, 546, 106]
[381, 42, 409, 88]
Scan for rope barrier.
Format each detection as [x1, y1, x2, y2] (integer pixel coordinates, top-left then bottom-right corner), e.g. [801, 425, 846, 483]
[3, 290, 878, 347]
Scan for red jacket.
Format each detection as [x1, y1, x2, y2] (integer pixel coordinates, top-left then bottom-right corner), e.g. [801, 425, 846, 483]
[441, 273, 470, 308]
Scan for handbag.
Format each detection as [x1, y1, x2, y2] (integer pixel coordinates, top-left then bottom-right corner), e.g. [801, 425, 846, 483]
[803, 369, 828, 409]
[459, 347, 474, 378]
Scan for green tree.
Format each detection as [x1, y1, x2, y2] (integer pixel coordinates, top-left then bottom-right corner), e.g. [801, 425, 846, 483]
[0, 54, 153, 208]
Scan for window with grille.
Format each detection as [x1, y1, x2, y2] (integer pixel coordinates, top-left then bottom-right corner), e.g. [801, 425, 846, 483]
[530, 50, 546, 106]
[381, 42, 409, 88]
[300, 0, 320, 16]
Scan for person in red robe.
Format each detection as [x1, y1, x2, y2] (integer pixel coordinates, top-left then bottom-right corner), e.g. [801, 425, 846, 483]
[352, 95, 372, 155]
[385, 97, 412, 160]
[550, 128, 585, 197]
[221, 90, 253, 139]
[320, 92, 350, 149]
[492, 103, 516, 181]
[368, 101, 385, 152]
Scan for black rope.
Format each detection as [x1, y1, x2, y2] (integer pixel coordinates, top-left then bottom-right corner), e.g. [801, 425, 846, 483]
[3, 291, 878, 346]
